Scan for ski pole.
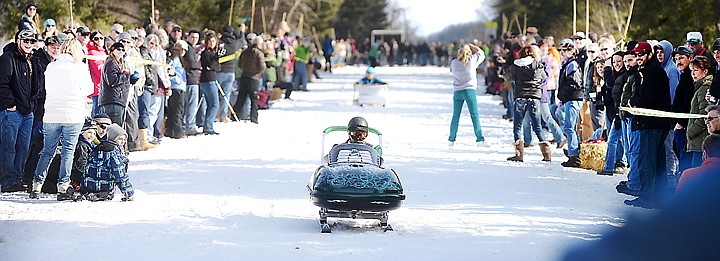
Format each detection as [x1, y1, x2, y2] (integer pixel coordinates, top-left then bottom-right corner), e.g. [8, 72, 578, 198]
[215, 80, 240, 122]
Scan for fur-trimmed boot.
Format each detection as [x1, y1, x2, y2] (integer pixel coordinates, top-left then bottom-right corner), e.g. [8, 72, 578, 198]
[539, 141, 552, 162]
[507, 140, 524, 162]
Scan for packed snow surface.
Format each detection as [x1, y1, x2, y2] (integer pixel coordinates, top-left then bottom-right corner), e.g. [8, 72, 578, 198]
[0, 66, 647, 260]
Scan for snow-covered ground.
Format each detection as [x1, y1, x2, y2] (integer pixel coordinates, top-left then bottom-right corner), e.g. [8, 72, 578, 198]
[0, 66, 648, 260]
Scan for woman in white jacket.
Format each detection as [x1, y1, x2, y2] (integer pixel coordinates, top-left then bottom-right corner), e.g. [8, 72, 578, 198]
[31, 39, 94, 200]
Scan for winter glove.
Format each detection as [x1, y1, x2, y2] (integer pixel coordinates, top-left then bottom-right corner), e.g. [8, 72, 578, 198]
[130, 71, 140, 84]
[218, 48, 227, 57]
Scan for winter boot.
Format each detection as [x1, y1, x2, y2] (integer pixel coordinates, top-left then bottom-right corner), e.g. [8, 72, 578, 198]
[56, 182, 73, 201]
[561, 156, 581, 168]
[507, 140, 524, 162]
[539, 141, 552, 162]
[29, 180, 43, 199]
[138, 129, 157, 150]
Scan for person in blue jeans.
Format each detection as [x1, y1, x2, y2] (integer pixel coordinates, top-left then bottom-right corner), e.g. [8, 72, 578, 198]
[555, 38, 585, 168]
[0, 30, 44, 193]
[505, 45, 553, 162]
[30, 39, 93, 200]
[448, 43, 486, 147]
[199, 31, 221, 135]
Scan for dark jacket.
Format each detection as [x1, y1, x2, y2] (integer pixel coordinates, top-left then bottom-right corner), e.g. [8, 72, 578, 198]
[219, 33, 241, 73]
[619, 67, 637, 121]
[709, 66, 720, 104]
[673, 68, 696, 127]
[557, 57, 584, 103]
[0, 43, 44, 115]
[239, 45, 266, 80]
[602, 66, 618, 129]
[629, 59, 672, 131]
[98, 58, 131, 107]
[507, 57, 546, 99]
[18, 15, 35, 32]
[32, 48, 50, 121]
[686, 75, 712, 152]
[71, 136, 96, 186]
[183, 46, 201, 85]
[612, 69, 627, 109]
[139, 46, 158, 93]
[200, 48, 220, 82]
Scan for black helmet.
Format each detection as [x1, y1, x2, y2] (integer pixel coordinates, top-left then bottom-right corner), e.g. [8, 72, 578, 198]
[348, 116, 369, 132]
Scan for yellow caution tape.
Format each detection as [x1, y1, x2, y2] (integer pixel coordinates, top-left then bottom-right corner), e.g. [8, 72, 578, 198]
[619, 107, 705, 119]
[84, 54, 170, 67]
[219, 49, 242, 64]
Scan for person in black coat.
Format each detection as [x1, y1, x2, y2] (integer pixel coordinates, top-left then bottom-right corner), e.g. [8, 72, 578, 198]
[625, 42, 673, 209]
[0, 30, 45, 193]
[671, 46, 698, 179]
[98, 42, 131, 125]
[505, 46, 552, 162]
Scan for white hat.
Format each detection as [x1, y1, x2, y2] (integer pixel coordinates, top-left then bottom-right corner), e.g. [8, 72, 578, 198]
[571, 32, 586, 39]
[687, 32, 703, 42]
[175, 40, 189, 51]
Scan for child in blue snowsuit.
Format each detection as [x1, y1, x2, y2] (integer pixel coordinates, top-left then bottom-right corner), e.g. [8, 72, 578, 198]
[356, 67, 386, 85]
[82, 124, 134, 201]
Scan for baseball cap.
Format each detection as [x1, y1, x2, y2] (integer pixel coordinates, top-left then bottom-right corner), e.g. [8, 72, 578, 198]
[110, 42, 125, 52]
[366, 67, 375, 74]
[44, 35, 60, 45]
[16, 29, 36, 40]
[631, 42, 652, 54]
[44, 19, 56, 28]
[76, 26, 90, 35]
[672, 46, 693, 57]
[687, 32, 703, 43]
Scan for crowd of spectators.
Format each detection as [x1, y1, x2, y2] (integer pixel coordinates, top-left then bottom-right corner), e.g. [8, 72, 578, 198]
[484, 26, 720, 209]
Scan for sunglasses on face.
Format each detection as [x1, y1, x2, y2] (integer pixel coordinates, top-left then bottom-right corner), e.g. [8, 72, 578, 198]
[120, 39, 132, 44]
[705, 116, 719, 122]
[93, 36, 104, 41]
[98, 124, 109, 129]
[21, 39, 36, 44]
[82, 32, 90, 36]
[587, 50, 597, 53]
[47, 25, 55, 27]
[600, 48, 609, 52]
[115, 48, 125, 52]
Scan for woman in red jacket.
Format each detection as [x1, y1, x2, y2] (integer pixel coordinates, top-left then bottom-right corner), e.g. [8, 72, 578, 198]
[87, 31, 107, 117]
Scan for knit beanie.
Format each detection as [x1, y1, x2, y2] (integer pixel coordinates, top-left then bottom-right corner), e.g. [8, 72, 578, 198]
[106, 124, 127, 142]
[712, 38, 720, 51]
[93, 114, 112, 125]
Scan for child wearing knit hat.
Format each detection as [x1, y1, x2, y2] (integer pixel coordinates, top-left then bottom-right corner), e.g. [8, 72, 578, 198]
[81, 124, 134, 201]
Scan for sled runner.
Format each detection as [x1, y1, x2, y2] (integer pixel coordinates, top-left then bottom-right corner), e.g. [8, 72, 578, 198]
[307, 126, 405, 233]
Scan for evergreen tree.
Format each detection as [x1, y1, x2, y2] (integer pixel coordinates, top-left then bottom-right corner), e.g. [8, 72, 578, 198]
[333, 0, 388, 40]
